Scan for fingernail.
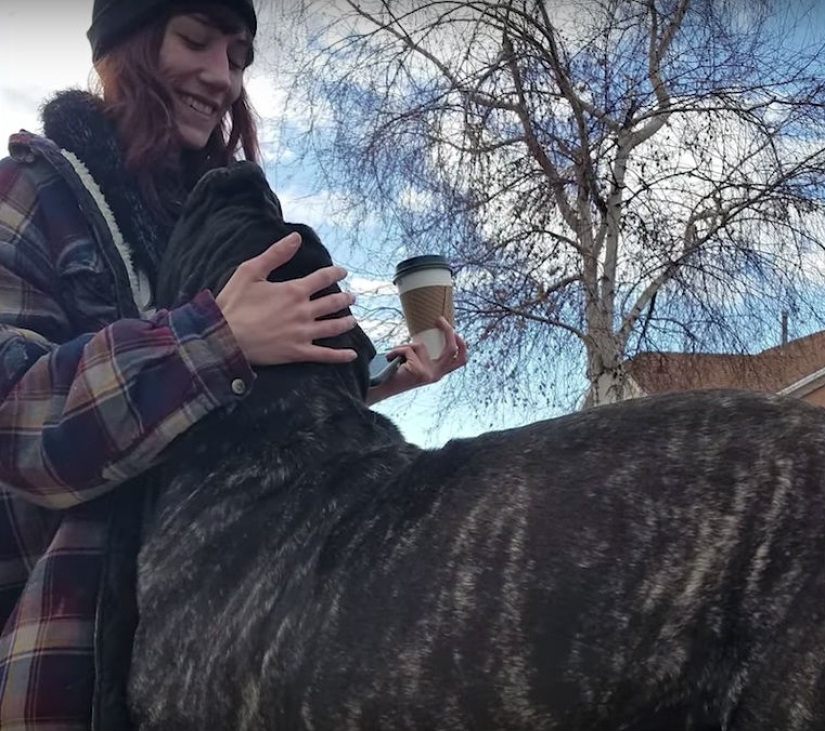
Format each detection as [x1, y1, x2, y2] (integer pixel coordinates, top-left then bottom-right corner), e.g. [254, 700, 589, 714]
[286, 232, 301, 246]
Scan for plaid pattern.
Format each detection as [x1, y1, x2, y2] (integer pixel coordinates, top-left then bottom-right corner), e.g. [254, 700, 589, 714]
[0, 149, 255, 729]
[0, 504, 102, 731]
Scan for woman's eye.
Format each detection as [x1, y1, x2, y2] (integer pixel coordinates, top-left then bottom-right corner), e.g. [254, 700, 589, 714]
[180, 35, 206, 50]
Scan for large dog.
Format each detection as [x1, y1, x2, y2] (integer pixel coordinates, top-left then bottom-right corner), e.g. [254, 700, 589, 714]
[127, 162, 825, 731]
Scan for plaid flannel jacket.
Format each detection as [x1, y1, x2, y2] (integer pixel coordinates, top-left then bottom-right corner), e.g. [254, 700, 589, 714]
[0, 134, 255, 730]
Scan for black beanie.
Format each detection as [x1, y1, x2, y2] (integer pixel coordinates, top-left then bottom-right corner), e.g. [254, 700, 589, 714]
[87, 0, 257, 61]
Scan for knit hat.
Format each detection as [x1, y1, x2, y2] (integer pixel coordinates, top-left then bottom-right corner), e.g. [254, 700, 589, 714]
[87, 0, 257, 61]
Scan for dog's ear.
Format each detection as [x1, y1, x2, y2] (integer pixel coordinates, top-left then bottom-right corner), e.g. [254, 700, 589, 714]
[266, 223, 335, 285]
[156, 162, 285, 309]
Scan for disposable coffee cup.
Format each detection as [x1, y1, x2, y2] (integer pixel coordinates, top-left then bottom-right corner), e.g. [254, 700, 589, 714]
[393, 255, 454, 359]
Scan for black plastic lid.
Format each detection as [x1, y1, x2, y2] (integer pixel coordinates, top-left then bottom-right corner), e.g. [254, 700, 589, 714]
[393, 255, 452, 284]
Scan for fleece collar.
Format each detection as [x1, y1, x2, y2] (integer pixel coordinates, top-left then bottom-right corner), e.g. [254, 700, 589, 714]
[39, 89, 183, 291]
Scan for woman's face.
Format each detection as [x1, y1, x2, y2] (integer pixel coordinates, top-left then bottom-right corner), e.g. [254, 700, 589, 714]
[158, 12, 250, 149]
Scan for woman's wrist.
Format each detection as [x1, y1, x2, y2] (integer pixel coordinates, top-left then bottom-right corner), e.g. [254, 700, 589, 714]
[365, 380, 399, 406]
[366, 372, 421, 405]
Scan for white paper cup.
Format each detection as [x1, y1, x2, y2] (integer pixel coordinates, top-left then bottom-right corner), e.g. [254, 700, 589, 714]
[394, 255, 454, 359]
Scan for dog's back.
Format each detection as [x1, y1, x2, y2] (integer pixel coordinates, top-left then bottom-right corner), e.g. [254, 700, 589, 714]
[131, 383, 825, 730]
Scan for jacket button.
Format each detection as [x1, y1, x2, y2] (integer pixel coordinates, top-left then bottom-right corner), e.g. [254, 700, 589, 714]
[231, 378, 247, 396]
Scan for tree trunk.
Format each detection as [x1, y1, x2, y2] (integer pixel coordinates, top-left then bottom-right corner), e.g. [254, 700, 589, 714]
[586, 338, 627, 406]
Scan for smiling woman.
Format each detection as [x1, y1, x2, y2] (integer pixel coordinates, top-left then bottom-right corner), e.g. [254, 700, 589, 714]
[92, 2, 259, 217]
[160, 12, 252, 149]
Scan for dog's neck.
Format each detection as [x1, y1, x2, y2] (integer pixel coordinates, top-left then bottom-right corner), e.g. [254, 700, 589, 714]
[247, 363, 367, 435]
[165, 360, 370, 467]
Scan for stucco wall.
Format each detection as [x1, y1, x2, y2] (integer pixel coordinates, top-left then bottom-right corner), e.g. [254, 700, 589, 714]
[801, 384, 825, 407]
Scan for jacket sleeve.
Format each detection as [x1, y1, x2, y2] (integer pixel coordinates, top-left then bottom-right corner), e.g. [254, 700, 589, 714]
[0, 164, 255, 510]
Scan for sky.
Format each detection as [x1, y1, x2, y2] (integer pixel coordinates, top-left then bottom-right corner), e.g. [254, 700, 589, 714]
[0, 0, 504, 447]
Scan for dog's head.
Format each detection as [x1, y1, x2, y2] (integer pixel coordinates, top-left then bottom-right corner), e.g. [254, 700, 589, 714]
[156, 161, 376, 397]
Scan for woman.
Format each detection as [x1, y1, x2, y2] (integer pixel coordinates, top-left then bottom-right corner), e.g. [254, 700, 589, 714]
[0, 1, 468, 729]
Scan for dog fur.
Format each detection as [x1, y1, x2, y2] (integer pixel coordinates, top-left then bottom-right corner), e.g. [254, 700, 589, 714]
[127, 162, 825, 731]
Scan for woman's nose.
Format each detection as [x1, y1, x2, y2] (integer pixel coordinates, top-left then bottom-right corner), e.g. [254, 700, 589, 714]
[199, 46, 232, 92]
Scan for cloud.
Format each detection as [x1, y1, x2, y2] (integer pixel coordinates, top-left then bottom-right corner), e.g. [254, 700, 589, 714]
[271, 186, 351, 228]
[0, 1, 96, 143]
[245, 74, 321, 130]
[355, 315, 405, 345]
[0, 87, 46, 139]
[348, 275, 395, 296]
[347, 275, 406, 346]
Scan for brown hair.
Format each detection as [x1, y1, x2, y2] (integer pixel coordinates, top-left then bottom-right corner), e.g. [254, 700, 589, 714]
[92, 4, 260, 218]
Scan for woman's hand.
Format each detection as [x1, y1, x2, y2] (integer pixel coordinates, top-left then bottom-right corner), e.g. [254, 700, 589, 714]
[215, 232, 358, 366]
[366, 316, 468, 405]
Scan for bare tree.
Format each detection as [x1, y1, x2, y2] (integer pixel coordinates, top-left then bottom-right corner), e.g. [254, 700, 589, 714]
[273, 0, 825, 413]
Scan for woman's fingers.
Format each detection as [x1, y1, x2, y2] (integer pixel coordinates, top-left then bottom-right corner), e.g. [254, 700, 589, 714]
[216, 242, 358, 365]
[302, 344, 359, 363]
[312, 314, 358, 340]
[299, 264, 351, 297]
[453, 333, 468, 364]
[240, 232, 302, 281]
[434, 316, 459, 357]
[310, 290, 356, 318]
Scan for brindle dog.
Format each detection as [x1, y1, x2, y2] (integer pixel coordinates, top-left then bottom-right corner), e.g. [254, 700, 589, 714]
[127, 162, 825, 731]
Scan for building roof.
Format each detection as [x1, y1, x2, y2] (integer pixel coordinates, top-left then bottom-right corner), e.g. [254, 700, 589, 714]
[626, 329, 825, 396]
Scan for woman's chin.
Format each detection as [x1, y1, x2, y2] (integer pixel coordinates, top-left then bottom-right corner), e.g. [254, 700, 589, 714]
[176, 122, 213, 150]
